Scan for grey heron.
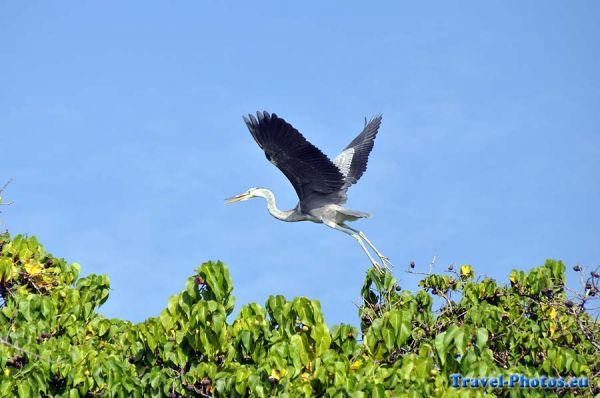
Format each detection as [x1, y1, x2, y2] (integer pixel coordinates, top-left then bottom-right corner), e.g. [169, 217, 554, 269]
[226, 111, 391, 272]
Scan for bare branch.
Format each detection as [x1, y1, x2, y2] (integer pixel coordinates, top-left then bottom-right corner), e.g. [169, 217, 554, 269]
[0, 336, 63, 364]
[0, 179, 13, 206]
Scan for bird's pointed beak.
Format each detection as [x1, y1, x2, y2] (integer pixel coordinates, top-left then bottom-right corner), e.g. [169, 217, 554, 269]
[225, 193, 250, 204]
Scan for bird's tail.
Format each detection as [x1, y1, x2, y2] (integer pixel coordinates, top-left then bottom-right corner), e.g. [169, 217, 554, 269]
[338, 207, 372, 221]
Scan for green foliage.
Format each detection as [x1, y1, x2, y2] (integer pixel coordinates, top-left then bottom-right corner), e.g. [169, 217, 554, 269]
[0, 232, 598, 397]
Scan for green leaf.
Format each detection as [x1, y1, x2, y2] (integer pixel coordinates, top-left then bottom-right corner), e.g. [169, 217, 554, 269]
[40, 297, 52, 318]
[564, 349, 575, 372]
[150, 370, 162, 389]
[167, 295, 178, 315]
[397, 310, 412, 347]
[98, 319, 110, 337]
[555, 351, 565, 371]
[435, 332, 446, 367]
[159, 311, 173, 330]
[454, 327, 466, 355]
[382, 328, 394, 352]
[444, 325, 459, 347]
[372, 384, 385, 398]
[17, 383, 30, 398]
[19, 298, 32, 322]
[476, 328, 488, 348]
[0, 257, 12, 281]
[240, 330, 252, 352]
[387, 310, 401, 336]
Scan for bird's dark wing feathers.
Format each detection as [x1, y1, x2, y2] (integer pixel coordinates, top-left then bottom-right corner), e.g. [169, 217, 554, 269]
[243, 111, 345, 200]
[336, 115, 382, 187]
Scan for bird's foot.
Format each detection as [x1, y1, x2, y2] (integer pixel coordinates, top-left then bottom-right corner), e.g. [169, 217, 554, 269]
[377, 254, 394, 272]
[370, 260, 386, 274]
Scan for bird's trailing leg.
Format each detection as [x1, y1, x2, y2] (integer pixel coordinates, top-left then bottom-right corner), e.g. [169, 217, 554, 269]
[322, 220, 384, 272]
[352, 235, 384, 273]
[343, 224, 393, 271]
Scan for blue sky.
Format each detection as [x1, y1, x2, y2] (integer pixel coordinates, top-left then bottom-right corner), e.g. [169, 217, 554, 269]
[1, 2, 599, 326]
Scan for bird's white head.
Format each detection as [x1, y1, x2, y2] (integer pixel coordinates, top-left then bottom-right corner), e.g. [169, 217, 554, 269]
[224, 187, 266, 204]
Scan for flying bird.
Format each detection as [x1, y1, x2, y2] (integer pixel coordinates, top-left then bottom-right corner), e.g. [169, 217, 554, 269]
[226, 111, 391, 271]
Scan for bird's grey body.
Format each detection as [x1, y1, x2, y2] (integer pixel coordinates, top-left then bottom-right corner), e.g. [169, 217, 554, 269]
[226, 111, 391, 271]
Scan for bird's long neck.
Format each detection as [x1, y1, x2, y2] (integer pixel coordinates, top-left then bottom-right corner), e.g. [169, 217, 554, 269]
[259, 188, 296, 221]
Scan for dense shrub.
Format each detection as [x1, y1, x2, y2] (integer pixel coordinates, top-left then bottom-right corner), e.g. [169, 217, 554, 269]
[0, 232, 597, 397]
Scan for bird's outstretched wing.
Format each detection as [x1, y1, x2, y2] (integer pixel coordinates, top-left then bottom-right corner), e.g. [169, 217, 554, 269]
[334, 115, 382, 188]
[244, 111, 345, 200]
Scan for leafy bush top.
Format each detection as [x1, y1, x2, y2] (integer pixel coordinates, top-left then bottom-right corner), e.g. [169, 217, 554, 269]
[0, 232, 598, 397]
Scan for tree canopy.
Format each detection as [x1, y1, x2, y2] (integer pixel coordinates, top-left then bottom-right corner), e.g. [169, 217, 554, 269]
[0, 232, 597, 397]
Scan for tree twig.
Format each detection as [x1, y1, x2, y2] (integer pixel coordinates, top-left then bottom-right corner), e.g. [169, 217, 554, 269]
[0, 336, 63, 364]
